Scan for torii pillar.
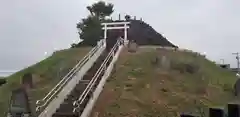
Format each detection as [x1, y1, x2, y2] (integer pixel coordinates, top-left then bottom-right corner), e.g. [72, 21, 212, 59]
[124, 23, 128, 44]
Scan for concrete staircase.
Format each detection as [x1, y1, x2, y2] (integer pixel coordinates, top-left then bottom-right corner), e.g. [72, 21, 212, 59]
[52, 50, 109, 117]
[37, 38, 124, 117]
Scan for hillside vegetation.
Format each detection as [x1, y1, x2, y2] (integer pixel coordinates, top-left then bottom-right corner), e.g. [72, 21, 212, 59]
[0, 47, 91, 117]
[90, 47, 238, 117]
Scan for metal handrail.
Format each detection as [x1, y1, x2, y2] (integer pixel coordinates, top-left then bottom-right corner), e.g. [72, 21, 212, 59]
[73, 38, 123, 113]
[35, 39, 105, 112]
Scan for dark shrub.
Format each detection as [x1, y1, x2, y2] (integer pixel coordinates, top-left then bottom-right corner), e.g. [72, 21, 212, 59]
[233, 79, 240, 96]
[0, 79, 6, 86]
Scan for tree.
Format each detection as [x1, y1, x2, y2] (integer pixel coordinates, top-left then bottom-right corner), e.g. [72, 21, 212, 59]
[77, 16, 102, 46]
[71, 43, 77, 48]
[125, 15, 131, 21]
[0, 79, 6, 86]
[75, 1, 114, 47]
[88, 1, 114, 20]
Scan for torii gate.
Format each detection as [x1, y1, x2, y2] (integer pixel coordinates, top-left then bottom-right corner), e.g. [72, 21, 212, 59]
[101, 21, 130, 44]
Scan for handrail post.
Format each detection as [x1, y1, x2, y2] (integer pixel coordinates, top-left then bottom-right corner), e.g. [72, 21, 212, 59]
[103, 64, 107, 72]
[112, 49, 115, 57]
[88, 52, 91, 60]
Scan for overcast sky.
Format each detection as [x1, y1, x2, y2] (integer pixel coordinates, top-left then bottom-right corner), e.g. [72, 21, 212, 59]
[0, 0, 240, 72]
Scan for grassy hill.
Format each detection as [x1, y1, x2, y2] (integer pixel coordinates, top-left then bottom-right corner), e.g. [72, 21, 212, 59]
[90, 47, 238, 117]
[0, 47, 91, 117]
[1, 46, 238, 117]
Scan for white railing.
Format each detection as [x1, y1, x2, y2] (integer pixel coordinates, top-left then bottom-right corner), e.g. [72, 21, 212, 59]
[80, 39, 124, 117]
[38, 41, 106, 117]
[35, 39, 105, 112]
[72, 38, 123, 113]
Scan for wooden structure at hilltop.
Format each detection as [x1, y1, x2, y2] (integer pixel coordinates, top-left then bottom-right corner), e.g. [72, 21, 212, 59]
[102, 18, 177, 48]
[78, 15, 178, 48]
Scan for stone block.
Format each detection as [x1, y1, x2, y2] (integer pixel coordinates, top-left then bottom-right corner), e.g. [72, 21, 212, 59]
[128, 40, 138, 53]
[21, 73, 33, 89]
[9, 88, 31, 116]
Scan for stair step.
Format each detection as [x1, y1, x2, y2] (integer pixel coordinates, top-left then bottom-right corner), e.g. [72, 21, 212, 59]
[60, 101, 72, 105]
[70, 90, 81, 96]
[66, 95, 79, 101]
[56, 103, 74, 113]
[64, 97, 76, 102]
[63, 80, 91, 105]
[74, 84, 88, 91]
[52, 112, 78, 117]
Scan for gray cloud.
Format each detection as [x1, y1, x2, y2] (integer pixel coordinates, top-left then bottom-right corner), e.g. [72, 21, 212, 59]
[0, 0, 240, 72]
[0, 0, 89, 70]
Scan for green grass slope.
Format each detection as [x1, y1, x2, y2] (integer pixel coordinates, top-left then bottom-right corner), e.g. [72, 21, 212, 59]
[90, 47, 238, 117]
[0, 47, 91, 117]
